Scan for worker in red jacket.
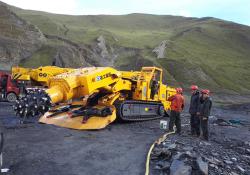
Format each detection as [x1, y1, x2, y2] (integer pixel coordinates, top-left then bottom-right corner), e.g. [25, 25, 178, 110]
[168, 88, 185, 134]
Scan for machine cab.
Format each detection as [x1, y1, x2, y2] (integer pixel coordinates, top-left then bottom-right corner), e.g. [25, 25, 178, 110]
[133, 67, 164, 101]
[140, 67, 162, 82]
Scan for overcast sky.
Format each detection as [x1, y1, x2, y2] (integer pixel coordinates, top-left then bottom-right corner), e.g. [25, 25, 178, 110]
[2, 0, 250, 26]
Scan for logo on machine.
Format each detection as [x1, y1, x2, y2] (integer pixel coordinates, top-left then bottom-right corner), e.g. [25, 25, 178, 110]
[95, 73, 112, 82]
[39, 73, 47, 77]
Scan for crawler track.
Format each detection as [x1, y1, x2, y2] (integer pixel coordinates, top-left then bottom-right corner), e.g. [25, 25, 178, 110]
[115, 100, 166, 121]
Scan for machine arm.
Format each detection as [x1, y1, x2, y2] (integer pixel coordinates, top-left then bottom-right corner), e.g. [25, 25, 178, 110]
[14, 67, 124, 118]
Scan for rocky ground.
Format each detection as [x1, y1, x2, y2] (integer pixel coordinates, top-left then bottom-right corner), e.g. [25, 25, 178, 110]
[0, 102, 250, 175]
[150, 105, 250, 175]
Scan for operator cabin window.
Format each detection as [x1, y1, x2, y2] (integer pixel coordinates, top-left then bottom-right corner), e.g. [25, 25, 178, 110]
[150, 70, 161, 99]
[154, 70, 161, 82]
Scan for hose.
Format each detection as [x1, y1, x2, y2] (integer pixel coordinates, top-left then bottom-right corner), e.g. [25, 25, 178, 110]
[145, 130, 175, 175]
[0, 132, 4, 168]
[0, 133, 3, 155]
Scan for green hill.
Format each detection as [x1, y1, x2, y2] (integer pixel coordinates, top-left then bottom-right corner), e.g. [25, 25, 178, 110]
[0, 1, 250, 94]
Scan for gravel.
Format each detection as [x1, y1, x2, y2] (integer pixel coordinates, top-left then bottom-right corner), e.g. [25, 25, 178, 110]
[1, 101, 250, 175]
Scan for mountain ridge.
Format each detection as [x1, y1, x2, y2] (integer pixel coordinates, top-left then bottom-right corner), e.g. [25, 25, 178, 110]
[0, 1, 250, 94]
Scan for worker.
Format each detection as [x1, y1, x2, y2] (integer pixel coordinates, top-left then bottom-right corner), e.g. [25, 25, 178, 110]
[199, 89, 212, 141]
[168, 88, 185, 134]
[150, 73, 159, 99]
[189, 85, 201, 136]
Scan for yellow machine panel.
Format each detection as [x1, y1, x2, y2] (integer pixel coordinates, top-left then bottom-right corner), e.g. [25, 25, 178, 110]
[39, 104, 116, 130]
[12, 66, 74, 86]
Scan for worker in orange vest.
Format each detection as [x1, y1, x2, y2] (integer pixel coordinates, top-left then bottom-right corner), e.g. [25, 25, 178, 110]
[168, 88, 185, 134]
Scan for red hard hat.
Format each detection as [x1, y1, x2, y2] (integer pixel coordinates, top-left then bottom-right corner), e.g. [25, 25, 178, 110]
[190, 85, 198, 90]
[201, 89, 210, 95]
[176, 87, 183, 94]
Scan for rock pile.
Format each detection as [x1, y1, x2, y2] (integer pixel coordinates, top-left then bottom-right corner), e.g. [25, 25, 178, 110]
[151, 138, 208, 175]
[149, 112, 250, 175]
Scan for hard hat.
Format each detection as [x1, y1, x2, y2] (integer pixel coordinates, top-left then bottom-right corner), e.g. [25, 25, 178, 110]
[176, 87, 183, 94]
[190, 85, 198, 90]
[201, 89, 210, 95]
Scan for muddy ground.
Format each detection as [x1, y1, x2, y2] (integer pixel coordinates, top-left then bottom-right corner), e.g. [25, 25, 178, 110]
[0, 102, 165, 175]
[0, 101, 250, 175]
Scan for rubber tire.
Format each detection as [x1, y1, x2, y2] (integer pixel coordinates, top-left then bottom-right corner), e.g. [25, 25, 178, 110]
[7, 92, 17, 102]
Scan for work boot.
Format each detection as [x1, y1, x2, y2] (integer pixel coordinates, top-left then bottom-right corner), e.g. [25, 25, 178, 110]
[191, 128, 195, 135]
[189, 131, 195, 136]
[176, 129, 181, 135]
[177, 130, 184, 135]
[168, 129, 174, 132]
[204, 136, 209, 141]
[200, 135, 209, 141]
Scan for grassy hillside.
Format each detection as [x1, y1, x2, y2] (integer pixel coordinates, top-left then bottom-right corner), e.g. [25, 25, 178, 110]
[7, 6, 250, 93]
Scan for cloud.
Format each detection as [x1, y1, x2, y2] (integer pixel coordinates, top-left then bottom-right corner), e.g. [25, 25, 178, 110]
[2, 0, 78, 14]
[1, 0, 250, 25]
[178, 10, 191, 17]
